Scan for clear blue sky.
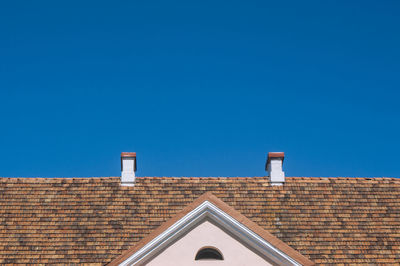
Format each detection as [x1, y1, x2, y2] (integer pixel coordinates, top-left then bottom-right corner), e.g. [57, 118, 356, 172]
[0, 1, 399, 178]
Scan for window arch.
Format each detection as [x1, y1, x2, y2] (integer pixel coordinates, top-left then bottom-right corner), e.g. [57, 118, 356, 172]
[195, 246, 224, 260]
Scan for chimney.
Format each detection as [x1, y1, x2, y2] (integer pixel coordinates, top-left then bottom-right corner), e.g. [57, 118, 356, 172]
[266, 152, 285, 186]
[121, 152, 137, 186]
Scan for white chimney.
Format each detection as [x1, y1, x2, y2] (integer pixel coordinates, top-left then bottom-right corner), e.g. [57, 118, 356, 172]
[266, 152, 285, 186]
[121, 152, 137, 186]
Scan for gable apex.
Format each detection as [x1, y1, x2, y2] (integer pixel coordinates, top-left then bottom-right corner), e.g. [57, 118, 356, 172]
[110, 192, 314, 266]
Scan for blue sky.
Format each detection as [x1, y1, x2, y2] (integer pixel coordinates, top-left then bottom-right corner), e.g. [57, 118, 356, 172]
[0, 1, 399, 178]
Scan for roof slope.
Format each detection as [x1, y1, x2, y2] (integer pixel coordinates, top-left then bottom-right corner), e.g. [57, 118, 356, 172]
[0, 176, 399, 265]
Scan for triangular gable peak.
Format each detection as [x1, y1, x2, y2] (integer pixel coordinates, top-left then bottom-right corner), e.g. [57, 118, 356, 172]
[109, 192, 314, 266]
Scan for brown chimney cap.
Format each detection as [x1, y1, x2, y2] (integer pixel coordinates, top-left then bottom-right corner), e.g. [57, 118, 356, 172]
[266, 152, 285, 165]
[268, 152, 284, 158]
[121, 152, 136, 158]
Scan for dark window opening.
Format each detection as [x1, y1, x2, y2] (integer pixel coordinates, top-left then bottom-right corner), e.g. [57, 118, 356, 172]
[195, 247, 224, 260]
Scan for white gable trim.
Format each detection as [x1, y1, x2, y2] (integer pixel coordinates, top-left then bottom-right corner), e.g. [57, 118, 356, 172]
[120, 201, 302, 266]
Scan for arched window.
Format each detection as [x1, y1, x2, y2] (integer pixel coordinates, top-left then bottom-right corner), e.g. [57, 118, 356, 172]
[195, 247, 224, 260]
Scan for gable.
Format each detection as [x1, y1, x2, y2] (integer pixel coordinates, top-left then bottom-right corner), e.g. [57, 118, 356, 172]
[146, 220, 273, 266]
[110, 193, 314, 266]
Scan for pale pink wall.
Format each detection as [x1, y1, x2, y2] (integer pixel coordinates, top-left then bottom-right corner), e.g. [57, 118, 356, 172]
[146, 221, 273, 266]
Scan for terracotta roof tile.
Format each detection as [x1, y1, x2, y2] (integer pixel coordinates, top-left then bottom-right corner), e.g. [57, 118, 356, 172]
[0, 176, 400, 264]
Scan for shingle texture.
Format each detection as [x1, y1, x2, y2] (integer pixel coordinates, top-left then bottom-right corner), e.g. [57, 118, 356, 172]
[0, 176, 399, 265]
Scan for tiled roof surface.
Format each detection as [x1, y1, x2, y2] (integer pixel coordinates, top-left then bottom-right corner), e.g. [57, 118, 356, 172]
[0, 176, 399, 265]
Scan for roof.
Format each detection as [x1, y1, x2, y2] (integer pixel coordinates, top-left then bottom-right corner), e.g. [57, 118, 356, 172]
[0, 176, 400, 264]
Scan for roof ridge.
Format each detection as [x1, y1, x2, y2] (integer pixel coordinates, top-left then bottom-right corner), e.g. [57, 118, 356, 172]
[0, 176, 119, 179]
[0, 176, 399, 180]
